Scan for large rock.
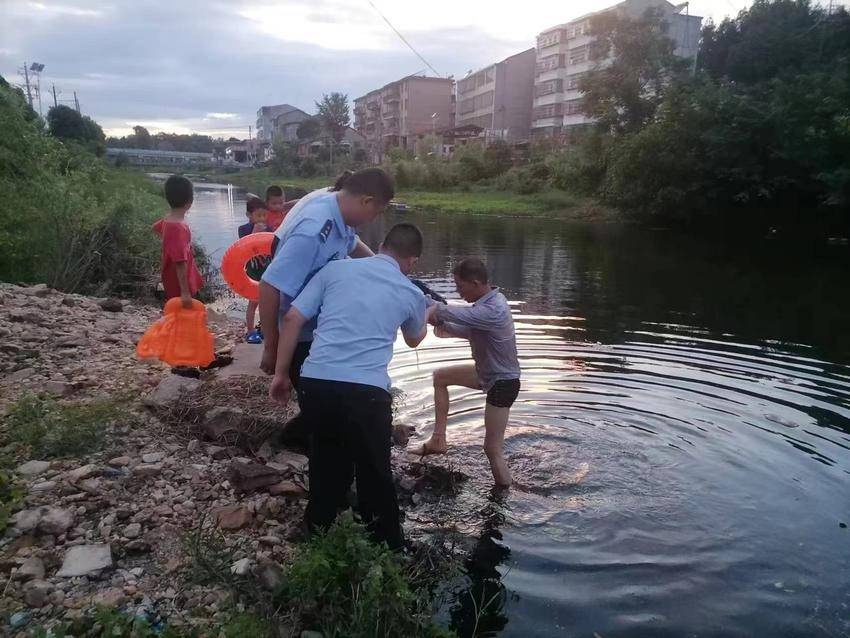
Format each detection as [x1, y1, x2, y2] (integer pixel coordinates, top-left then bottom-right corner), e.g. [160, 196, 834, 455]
[143, 375, 201, 409]
[44, 380, 74, 396]
[57, 544, 113, 577]
[257, 560, 284, 590]
[38, 507, 75, 535]
[229, 461, 282, 493]
[99, 298, 124, 312]
[133, 464, 163, 478]
[392, 422, 415, 447]
[66, 464, 99, 482]
[91, 587, 126, 607]
[213, 505, 253, 530]
[24, 580, 52, 608]
[16, 557, 45, 582]
[268, 480, 307, 498]
[8, 309, 42, 323]
[230, 558, 253, 576]
[17, 460, 50, 477]
[12, 508, 42, 533]
[268, 450, 309, 475]
[203, 406, 250, 443]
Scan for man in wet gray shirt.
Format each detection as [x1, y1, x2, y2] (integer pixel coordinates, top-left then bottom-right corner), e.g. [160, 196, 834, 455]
[409, 257, 520, 487]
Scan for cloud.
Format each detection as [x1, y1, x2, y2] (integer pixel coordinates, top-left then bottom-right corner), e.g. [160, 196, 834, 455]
[25, 1, 105, 18]
[0, 0, 743, 138]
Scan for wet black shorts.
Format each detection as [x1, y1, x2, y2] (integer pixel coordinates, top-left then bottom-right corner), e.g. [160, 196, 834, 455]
[486, 378, 520, 408]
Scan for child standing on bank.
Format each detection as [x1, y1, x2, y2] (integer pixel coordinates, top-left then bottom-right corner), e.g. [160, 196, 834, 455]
[239, 196, 270, 343]
[153, 175, 203, 309]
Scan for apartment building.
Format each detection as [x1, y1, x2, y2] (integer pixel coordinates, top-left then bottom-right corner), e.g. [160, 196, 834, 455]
[455, 48, 536, 143]
[532, 0, 701, 138]
[353, 75, 454, 162]
[255, 104, 309, 143]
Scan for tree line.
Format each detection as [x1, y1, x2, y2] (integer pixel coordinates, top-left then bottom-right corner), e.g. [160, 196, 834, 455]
[566, 0, 850, 231]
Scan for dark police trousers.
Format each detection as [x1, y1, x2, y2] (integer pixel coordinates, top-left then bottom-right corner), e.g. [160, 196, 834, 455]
[299, 377, 402, 550]
[275, 341, 313, 450]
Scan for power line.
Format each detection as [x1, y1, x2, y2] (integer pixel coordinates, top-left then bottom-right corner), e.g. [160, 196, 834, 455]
[365, 0, 442, 77]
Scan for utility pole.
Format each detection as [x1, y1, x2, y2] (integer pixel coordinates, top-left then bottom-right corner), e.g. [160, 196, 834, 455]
[74, 92, 80, 113]
[22, 63, 33, 108]
[52, 84, 58, 108]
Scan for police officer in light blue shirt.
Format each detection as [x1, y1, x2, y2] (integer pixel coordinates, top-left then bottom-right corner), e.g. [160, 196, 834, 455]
[268, 223, 431, 550]
[258, 169, 396, 445]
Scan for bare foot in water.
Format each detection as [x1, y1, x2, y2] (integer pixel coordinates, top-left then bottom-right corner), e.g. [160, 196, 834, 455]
[407, 436, 448, 457]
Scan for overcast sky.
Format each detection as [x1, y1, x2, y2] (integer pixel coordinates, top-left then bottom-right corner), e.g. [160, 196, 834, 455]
[1, 0, 754, 137]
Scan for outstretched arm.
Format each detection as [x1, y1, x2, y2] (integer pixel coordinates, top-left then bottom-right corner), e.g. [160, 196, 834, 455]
[268, 308, 307, 406]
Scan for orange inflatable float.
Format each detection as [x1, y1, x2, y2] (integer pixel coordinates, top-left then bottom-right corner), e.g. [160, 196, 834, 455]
[136, 298, 216, 367]
[220, 232, 275, 301]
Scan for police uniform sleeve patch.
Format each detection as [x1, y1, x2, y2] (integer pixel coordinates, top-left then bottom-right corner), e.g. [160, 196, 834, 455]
[318, 220, 333, 243]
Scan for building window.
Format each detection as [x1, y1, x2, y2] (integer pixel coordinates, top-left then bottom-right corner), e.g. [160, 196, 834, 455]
[565, 99, 583, 115]
[535, 79, 563, 97]
[537, 29, 564, 49]
[536, 54, 564, 74]
[569, 45, 588, 65]
[533, 103, 563, 120]
[566, 72, 585, 90]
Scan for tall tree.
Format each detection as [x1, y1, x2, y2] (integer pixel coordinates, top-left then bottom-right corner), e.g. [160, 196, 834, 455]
[579, 7, 687, 135]
[47, 105, 105, 156]
[133, 125, 152, 149]
[699, 0, 850, 84]
[315, 93, 350, 143]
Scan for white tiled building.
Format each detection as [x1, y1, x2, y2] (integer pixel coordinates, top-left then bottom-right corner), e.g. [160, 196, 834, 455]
[532, 0, 702, 139]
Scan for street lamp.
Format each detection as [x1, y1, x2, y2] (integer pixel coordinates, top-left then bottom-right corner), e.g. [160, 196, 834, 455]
[431, 112, 439, 156]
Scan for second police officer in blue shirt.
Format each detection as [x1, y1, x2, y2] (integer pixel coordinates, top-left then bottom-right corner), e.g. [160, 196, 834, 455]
[258, 168, 395, 443]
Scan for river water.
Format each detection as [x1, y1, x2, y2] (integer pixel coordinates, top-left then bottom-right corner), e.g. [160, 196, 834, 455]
[187, 182, 850, 638]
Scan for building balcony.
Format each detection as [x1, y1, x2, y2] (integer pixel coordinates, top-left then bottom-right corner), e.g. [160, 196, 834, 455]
[383, 93, 400, 103]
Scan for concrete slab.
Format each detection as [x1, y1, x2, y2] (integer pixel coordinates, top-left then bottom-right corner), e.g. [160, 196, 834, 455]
[216, 342, 265, 379]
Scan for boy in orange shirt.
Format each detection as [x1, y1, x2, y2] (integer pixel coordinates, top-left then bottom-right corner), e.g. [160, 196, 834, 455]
[152, 175, 203, 308]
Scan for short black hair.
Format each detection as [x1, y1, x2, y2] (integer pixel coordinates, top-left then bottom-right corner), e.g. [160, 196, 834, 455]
[343, 168, 394, 204]
[246, 196, 266, 214]
[331, 170, 354, 192]
[265, 185, 284, 199]
[164, 175, 193, 209]
[382, 223, 423, 259]
[452, 257, 488, 284]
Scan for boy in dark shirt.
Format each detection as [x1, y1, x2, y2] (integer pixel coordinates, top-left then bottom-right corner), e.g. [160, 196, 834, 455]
[152, 175, 202, 308]
[239, 196, 270, 343]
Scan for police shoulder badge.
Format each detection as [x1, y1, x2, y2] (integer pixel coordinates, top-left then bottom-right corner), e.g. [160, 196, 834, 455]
[318, 220, 333, 243]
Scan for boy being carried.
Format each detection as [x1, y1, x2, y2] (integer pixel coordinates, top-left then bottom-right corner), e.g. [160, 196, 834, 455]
[265, 184, 298, 232]
[268, 223, 431, 550]
[152, 175, 203, 309]
[410, 258, 520, 488]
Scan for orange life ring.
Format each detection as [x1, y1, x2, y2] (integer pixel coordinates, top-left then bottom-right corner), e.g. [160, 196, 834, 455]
[221, 232, 275, 301]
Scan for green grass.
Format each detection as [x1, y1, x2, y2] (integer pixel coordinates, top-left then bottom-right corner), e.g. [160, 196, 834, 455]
[274, 513, 456, 638]
[191, 167, 329, 196]
[398, 188, 608, 217]
[2, 393, 123, 459]
[192, 167, 614, 219]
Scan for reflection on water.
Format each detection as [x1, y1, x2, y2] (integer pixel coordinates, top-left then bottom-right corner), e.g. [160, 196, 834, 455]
[188, 183, 850, 637]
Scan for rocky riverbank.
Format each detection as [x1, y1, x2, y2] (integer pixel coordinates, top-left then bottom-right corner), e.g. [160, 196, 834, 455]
[0, 283, 462, 636]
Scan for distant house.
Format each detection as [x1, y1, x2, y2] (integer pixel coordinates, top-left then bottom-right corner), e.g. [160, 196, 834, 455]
[225, 139, 263, 164]
[296, 127, 366, 158]
[272, 108, 311, 144]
